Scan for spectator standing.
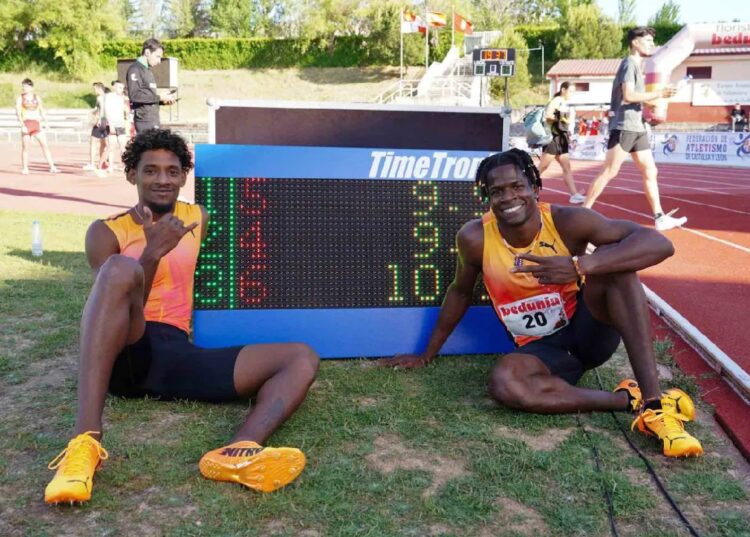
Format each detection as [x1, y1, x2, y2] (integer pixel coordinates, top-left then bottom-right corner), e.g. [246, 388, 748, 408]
[731, 104, 748, 132]
[84, 83, 109, 174]
[126, 38, 175, 133]
[105, 80, 131, 170]
[15, 78, 59, 175]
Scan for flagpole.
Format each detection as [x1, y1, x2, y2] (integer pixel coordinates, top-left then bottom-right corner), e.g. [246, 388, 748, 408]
[451, 6, 455, 48]
[400, 9, 404, 89]
[424, 6, 429, 70]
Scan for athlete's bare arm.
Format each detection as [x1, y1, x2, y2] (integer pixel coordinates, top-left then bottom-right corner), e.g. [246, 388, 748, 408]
[622, 82, 676, 105]
[85, 221, 121, 278]
[379, 218, 484, 368]
[511, 206, 674, 285]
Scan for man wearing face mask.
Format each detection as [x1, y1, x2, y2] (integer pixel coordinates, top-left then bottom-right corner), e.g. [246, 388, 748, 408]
[126, 38, 176, 134]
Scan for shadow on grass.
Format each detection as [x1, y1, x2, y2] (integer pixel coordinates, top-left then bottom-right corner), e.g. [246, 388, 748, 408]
[5, 249, 86, 274]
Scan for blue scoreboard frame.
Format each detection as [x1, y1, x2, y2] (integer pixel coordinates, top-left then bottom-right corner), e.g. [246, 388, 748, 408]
[193, 102, 514, 358]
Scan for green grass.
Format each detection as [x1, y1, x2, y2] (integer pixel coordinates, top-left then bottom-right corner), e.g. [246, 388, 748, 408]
[1, 210, 749, 536]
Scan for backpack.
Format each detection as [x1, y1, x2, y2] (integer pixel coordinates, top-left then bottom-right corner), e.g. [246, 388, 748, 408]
[523, 107, 552, 147]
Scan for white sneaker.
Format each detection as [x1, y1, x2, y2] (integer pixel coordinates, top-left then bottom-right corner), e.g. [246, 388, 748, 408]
[21, 168, 29, 175]
[82, 163, 96, 171]
[655, 213, 687, 231]
[569, 193, 586, 204]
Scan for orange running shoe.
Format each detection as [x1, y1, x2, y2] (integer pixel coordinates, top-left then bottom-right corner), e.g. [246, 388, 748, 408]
[45, 432, 109, 505]
[614, 379, 642, 412]
[632, 391, 703, 458]
[199, 441, 305, 492]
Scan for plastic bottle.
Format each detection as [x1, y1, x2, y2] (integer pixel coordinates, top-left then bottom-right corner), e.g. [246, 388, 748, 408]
[675, 74, 693, 91]
[31, 220, 43, 257]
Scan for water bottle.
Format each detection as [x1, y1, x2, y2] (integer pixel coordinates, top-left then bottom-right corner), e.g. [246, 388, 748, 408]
[31, 220, 43, 257]
[675, 74, 693, 91]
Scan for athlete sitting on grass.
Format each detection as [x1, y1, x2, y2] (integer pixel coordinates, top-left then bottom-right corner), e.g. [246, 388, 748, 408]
[45, 129, 319, 505]
[381, 149, 703, 459]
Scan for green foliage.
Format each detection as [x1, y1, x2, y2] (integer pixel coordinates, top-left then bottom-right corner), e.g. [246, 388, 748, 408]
[621, 23, 682, 50]
[489, 27, 531, 106]
[0, 0, 126, 80]
[555, 4, 622, 59]
[648, 0, 681, 26]
[617, 0, 637, 26]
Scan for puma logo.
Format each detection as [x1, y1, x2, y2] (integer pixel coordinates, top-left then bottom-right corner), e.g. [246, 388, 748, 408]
[539, 240, 557, 253]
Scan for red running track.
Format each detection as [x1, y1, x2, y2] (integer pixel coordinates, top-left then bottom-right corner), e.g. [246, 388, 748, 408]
[542, 159, 750, 458]
[541, 159, 750, 371]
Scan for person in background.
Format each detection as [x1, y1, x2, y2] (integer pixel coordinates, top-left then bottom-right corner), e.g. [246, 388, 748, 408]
[83, 82, 109, 175]
[126, 38, 176, 133]
[730, 103, 747, 132]
[583, 27, 686, 232]
[15, 78, 59, 175]
[537, 82, 586, 204]
[104, 80, 131, 171]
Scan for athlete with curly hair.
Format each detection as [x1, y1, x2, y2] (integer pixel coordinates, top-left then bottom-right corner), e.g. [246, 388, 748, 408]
[381, 148, 703, 459]
[45, 129, 318, 505]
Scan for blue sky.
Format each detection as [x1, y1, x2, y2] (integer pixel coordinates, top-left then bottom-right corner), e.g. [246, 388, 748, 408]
[596, 0, 746, 25]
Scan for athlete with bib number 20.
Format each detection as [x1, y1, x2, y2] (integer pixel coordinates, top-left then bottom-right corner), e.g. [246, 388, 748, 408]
[380, 148, 702, 458]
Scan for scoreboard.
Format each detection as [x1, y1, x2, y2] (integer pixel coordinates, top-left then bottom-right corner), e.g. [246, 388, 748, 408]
[472, 48, 516, 77]
[193, 102, 514, 358]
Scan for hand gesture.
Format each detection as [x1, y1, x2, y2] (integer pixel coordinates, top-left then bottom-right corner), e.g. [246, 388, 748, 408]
[376, 353, 432, 370]
[661, 86, 678, 99]
[141, 205, 198, 259]
[510, 253, 578, 285]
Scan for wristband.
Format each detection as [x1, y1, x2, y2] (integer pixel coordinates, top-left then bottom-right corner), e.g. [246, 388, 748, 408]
[571, 255, 583, 277]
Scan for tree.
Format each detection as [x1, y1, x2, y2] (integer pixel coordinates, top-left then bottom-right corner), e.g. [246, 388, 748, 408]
[211, 0, 252, 37]
[617, 0, 637, 26]
[555, 3, 622, 60]
[0, 0, 127, 78]
[648, 0, 680, 26]
[489, 27, 531, 105]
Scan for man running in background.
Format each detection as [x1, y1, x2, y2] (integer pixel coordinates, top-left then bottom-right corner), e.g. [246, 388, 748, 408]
[583, 27, 686, 232]
[45, 129, 318, 505]
[15, 78, 59, 175]
[382, 149, 703, 459]
[126, 38, 175, 133]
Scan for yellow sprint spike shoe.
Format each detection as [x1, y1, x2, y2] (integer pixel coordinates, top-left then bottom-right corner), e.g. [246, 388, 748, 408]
[199, 441, 306, 492]
[614, 379, 642, 412]
[45, 432, 109, 505]
[631, 391, 703, 457]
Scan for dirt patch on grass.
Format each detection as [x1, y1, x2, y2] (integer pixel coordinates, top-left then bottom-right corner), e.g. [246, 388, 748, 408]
[355, 397, 378, 408]
[478, 497, 549, 536]
[366, 434, 469, 498]
[494, 425, 574, 451]
[265, 519, 321, 536]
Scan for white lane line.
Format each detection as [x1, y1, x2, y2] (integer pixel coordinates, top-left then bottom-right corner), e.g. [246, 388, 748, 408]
[643, 285, 750, 400]
[592, 184, 750, 216]
[543, 185, 750, 254]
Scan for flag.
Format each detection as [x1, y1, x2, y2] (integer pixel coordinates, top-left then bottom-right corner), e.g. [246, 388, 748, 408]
[453, 12, 473, 35]
[401, 11, 425, 34]
[426, 11, 447, 28]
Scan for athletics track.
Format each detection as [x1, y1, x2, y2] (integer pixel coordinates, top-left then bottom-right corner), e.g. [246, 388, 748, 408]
[1, 142, 748, 458]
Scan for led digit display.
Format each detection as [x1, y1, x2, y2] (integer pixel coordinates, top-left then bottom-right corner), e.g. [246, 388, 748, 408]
[194, 178, 490, 309]
[481, 49, 507, 61]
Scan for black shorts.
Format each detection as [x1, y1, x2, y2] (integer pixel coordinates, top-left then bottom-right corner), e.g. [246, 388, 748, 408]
[607, 130, 650, 153]
[515, 294, 622, 385]
[542, 133, 569, 155]
[91, 123, 109, 139]
[109, 322, 242, 402]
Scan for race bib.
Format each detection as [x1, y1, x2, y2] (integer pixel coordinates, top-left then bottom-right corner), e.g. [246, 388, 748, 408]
[497, 292, 569, 338]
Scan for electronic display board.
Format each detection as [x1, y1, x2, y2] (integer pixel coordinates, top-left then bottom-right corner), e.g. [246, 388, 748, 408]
[195, 102, 512, 358]
[193, 144, 513, 357]
[472, 48, 516, 78]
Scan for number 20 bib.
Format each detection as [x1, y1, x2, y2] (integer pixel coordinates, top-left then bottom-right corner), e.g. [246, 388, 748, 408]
[496, 292, 569, 338]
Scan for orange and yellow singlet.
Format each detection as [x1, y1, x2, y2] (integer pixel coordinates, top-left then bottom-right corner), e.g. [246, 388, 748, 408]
[482, 202, 580, 346]
[103, 201, 202, 333]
